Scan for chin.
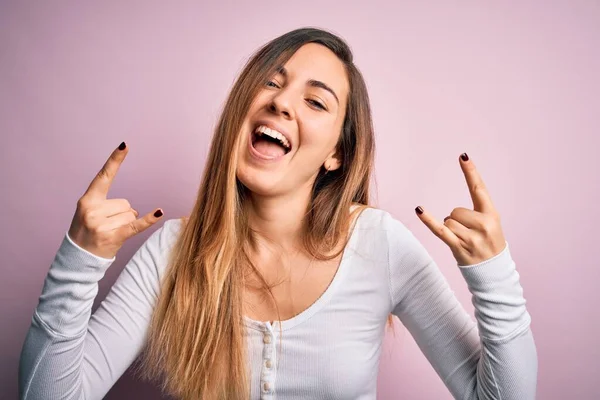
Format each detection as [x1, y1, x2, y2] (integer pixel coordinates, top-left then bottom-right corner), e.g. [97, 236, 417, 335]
[236, 165, 286, 197]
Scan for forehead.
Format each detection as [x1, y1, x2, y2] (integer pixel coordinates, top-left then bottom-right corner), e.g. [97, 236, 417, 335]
[281, 43, 349, 103]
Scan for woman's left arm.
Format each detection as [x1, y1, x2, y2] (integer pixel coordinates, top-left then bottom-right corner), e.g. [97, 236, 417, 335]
[387, 154, 538, 399]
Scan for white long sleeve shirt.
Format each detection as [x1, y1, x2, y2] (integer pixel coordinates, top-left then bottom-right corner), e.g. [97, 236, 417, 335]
[19, 207, 537, 399]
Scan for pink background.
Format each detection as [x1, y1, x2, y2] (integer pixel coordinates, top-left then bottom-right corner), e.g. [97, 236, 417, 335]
[2, 1, 598, 399]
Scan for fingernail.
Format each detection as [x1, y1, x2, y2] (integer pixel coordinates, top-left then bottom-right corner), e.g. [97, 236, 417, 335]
[415, 206, 423, 215]
[154, 209, 163, 218]
[460, 153, 469, 162]
[119, 142, 126, 151]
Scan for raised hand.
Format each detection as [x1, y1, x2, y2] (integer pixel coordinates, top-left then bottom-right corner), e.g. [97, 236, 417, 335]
[67, 142, 164, 259]
[415, 153, 506, 267]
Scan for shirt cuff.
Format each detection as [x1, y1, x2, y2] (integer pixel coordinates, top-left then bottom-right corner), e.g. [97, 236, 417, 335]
[457, 240, 509, 269]
[65, 231, 116, 262]
[456, 241, 531, 341]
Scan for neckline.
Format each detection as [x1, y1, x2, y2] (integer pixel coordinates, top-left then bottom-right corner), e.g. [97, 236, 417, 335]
[243, 206, 366, 332]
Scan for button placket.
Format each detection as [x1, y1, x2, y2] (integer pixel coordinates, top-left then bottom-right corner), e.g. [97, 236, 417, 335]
[260, 322, 277, 398]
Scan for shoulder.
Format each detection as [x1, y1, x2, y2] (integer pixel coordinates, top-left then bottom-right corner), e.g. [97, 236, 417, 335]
[353, 206, 426, 257]
[354, 206, 411, 235]
[137, 217, 187, 271]
[160, 216, 187, 240]
[142, 217, 186, 248]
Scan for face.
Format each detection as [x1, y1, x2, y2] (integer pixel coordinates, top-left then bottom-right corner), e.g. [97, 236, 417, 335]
[236, 43, 350, 197]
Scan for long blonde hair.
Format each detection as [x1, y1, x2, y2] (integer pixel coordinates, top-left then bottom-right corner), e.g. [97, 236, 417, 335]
[138, 27, 393, 399]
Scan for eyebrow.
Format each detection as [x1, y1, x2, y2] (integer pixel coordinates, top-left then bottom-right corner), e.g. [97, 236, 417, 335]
[276, 66, 339, 105]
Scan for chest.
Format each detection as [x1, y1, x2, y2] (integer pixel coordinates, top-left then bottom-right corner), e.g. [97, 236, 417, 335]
[243, 236, 393, 399]
[242, 253, 342, 324]
[244, 295, 388, 400]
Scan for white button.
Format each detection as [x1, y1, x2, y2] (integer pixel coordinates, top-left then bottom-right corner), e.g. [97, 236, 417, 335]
[263, 381, 271, 392]
[263, 335, 271, 344]
[265, 359, 272, 368]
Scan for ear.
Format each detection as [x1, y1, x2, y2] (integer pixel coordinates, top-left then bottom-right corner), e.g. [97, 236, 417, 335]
[323, 148, 342, 172]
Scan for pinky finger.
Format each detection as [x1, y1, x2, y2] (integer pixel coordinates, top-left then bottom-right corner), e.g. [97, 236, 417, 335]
[115, 208, 163, 241]
[415, 206, 461, 249]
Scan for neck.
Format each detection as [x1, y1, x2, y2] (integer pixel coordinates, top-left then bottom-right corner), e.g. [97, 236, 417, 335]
[246, 185, 313, 254]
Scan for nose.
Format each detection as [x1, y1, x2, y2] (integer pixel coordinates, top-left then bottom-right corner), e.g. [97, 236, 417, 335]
[268, 90, 295, 119]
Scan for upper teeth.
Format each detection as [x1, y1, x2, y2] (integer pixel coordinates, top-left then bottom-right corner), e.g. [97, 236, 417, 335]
[255, 125, 290, 149]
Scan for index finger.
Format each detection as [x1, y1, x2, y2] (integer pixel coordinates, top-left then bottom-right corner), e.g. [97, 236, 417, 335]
[459, 153, 496, 214]
[83, 142, 128, 199]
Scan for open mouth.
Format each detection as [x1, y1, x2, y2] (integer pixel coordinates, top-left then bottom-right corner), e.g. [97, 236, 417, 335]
[250, 124, 292, 158]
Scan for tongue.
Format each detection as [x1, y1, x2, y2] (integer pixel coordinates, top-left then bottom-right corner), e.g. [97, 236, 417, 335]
[254, 138, 286, 158]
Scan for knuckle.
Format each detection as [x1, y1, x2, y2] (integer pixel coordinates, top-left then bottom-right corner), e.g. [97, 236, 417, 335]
[123, 199, 132, 210]
[464, 234, 476, 247]
[129, 221, 140, 235]
[86, 206, 100, 220]
[480, 215, 496, 234]
[479, 226, 491, 238]
[77, 196, 94, 211]
[472, 235, 484, 248]
[436, 225, 446, 237]
[81, 211, 94, 227]
[77, 197, 91, 211]
[126, 211, 138, 222]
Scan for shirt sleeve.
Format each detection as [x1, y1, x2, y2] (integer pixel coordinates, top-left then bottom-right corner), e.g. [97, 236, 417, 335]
[18, 218, 183, 400]
[385, 213, 538, 400]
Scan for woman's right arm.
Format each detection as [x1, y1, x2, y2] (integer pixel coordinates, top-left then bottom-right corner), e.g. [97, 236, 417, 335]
[19, 142, 173, 399]
[19, 219, 180, 399]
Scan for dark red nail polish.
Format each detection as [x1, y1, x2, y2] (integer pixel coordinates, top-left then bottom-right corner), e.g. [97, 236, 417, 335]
[460, 153, 469, 162]
[415, 206, 423, 215]
[119, 142, 126, 150]
[154, 209, 163, 218]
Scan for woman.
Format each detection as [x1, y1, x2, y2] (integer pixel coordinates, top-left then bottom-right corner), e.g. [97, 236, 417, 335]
[19, 27, 537, 399]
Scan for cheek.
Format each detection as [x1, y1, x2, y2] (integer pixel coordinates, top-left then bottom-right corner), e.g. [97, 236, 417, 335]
[248, 92, 269, 114]
[237, 94, 269, 142]
[299, 118, 340, 153]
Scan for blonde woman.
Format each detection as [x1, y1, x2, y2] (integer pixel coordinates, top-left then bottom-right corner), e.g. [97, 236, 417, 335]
[19, 28, 537, 399]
